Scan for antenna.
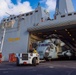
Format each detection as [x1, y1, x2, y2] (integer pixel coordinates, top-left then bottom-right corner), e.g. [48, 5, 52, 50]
[5, 12, 12, 16]
[38, 2, 40, 7]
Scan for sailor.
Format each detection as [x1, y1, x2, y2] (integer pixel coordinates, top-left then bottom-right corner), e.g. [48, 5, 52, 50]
[47, 17, 51, 20]
[29, 44, 38, 54]
[33, 48, 38, 54]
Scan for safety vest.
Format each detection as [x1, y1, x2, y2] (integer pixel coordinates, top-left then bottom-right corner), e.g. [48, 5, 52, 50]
[33, 49, 38, 54]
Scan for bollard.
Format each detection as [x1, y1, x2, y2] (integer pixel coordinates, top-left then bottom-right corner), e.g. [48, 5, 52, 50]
[9, 53, 16, 62]
[0, 53, 2, 63]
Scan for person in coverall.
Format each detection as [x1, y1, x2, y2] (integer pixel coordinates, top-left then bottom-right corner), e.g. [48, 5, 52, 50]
[29, 44, 38, 54]
[33, 48, 38, 54]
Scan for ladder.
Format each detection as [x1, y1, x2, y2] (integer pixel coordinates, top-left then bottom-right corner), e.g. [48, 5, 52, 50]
[17, 15, 21, 31]
[0, 28, 6, 53]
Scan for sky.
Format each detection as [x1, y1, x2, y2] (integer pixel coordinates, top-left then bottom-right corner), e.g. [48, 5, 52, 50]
[0, 0, 76, 21]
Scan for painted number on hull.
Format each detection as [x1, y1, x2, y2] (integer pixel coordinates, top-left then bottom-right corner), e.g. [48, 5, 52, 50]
[8, 37, 20, 42]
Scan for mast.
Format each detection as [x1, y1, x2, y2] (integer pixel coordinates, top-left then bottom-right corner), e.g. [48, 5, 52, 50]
[55, 0, 75, 15]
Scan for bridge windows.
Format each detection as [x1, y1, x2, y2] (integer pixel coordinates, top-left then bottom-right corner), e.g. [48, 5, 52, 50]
[3, 19, 6, 22]
[35, 10, 38, 12]
[11, 18, 13, 20]
[7, 19, 9, 21]
[26, 13, 29, 16]
[17, 16, 19, 18]
[74, 12, 76, 15]
[30, 12, 33, 15]
[22, 14, 24, 16]
[61, 13, 73, 18]
[61, 15, 65, 18]
[68, 13, 72, 16]
[14, 17, 16, 19]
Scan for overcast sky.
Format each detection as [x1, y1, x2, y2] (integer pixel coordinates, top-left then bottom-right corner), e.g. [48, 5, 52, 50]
[0, 0, 76, 21]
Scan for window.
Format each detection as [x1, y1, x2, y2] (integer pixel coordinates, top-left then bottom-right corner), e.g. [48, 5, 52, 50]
[26, 13, 29, 16]
[35, 10, 38, 12]
[14, 17, 16, 19]
[74, 12, 76, 15]
[30, 12, 33, 15]
[3, 20, 5, 22]
[17, 16, 19, 18]
[22, 54, 28, 60]
[68, 13, 72, 16]
[7, 19, 9, 21]
[11, 18, 13, 20]
[40, 44, 49, 46]
[22, 14, 24, 16]
[61, 15, 65, 18]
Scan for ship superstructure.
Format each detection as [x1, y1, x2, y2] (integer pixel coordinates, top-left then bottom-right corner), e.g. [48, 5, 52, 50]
[0, 6, 49, 61]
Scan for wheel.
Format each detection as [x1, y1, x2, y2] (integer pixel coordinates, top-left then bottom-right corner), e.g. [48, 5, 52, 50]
[16, 57, 20, 66]
[32, 58, 36, 66]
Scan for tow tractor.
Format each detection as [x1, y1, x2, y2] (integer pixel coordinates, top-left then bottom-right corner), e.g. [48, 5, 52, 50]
[16, 52, 40, 66]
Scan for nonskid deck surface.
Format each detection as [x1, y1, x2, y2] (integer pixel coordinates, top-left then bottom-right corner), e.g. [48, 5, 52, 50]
[0, 60, 76, 69]
[0, 61, 76, 75]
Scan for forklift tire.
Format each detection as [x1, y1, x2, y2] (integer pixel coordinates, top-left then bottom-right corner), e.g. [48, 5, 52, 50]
[32, 58, 36, 66]
[16, 57, 20, 66]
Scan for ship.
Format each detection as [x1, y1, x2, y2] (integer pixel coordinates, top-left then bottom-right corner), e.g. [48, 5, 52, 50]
[0, 0, 76, 61]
